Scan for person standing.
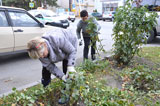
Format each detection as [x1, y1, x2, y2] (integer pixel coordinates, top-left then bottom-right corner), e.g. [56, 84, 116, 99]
[27, 28, 77, 104]
[76, 10, 101, 61]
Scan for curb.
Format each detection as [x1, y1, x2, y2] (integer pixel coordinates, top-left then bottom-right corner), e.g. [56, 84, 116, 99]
[0, 80, 40, 97]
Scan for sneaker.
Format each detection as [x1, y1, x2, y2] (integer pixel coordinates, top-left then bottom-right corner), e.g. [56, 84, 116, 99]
[58, 95, 70, 104]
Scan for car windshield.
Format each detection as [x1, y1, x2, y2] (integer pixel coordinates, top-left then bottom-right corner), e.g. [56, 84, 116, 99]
[41, 10, 57, 17]
[92, 12, 101, 16]
[29, 10, 57, 17]
[104, 11, 109, 14]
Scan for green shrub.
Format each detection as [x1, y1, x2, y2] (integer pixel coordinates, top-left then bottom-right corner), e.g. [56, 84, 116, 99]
[112, 0, 158, 65]
[79, 59, 109, 73]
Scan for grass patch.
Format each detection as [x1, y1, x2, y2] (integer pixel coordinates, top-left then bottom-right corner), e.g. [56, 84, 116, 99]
[139, 47, 160, 63]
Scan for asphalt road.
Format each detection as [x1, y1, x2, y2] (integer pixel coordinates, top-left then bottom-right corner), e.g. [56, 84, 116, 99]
[0, 19, 160, 97]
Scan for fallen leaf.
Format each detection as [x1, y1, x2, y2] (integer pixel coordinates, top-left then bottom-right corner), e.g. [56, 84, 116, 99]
[12, 104, 16, 106]
[39, 102, 44, 106]
[4, 79, 12, 82]
[86, 81, 89, 84]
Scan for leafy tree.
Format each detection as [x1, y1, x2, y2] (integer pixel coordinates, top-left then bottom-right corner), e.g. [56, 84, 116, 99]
[35, 0, 58, 9]
[44, 0, 57, 7]
[2, 0, 57, 10]
[112, 0, 158, 65]
[3, 0, 30, 10]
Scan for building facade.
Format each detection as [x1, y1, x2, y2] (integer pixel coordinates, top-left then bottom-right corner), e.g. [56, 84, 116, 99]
[56, 0, 160, 16]
[74, 0, 95, 16]
[100, 0, 124, 12]
[57, 0, 96, 16]
[57, 0, 69, 8]
[100, 0, 160, 13]
[141, 0, 160, 5]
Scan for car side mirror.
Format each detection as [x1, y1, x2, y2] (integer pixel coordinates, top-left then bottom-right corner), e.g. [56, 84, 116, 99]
[35, 14, 43, 18]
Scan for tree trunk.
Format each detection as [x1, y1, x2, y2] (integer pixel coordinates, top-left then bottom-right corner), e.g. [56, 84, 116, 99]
[43, 0, 47, 9]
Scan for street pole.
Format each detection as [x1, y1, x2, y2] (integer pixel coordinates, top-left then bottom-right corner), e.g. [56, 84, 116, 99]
[78, 0, 82, 17]
[69, 0, 72, 11]
[0, 0, 2, 6]
[78, 0, 82, 11]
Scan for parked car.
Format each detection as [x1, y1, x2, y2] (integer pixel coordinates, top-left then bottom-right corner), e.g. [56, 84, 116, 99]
[28, 9, 69, 29]
[91, 12, 103, 20]
[0, 6, 56, 55]
[67, 12, 76, 22]
[146, 11, 160, 43]
[102, 11, 115, 21]
[57, 12, 75, 22]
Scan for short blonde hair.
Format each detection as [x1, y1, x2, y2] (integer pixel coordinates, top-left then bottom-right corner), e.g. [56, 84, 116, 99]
[27, 37, 45, 59]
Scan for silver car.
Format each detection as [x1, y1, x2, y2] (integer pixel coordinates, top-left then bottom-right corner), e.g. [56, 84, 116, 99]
[0, 6, 54, 55]
[102, 11, 115, 21]
[146, 12, 160, 43]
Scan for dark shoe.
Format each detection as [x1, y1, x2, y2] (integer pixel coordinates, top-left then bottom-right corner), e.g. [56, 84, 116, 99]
[58, 95, 70, 104]
[41, 78, 51, 87]
[91, 55, 96, 60]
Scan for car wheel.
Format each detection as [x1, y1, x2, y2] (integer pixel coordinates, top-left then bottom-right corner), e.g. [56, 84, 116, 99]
[103, 19, 105, 21]
[146, 30, 155, 43]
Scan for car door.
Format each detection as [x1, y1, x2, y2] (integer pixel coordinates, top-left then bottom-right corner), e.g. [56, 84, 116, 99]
[8, 11, 49, 51]
[0, 10, 14, 53]
[156, 12, 160, 34]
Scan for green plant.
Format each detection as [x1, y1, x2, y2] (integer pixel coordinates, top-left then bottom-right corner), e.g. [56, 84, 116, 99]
[1, 59, 160, 105]
[79, 59, 109, 73]
[121, 65, 160, 92]
[112, 0, 158, 65]
[61, 65, 136, 106]
[60, 59, 109, 105]
[120, 65, 160, 105]
[86, 17, 106, 56]
[1, 79, 63, 106]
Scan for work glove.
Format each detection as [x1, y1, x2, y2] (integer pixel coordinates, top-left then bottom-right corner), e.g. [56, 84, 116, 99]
[62, 75, 67, 82]
[66, 66, 76, 78]
[79, 39, 83, 46]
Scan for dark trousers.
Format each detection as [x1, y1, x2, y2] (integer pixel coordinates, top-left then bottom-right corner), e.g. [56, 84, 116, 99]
[41, 59, 68, 87]
[83, 37, 96, 60]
